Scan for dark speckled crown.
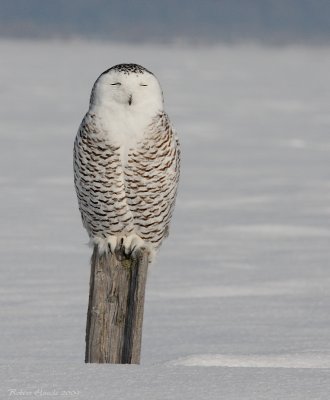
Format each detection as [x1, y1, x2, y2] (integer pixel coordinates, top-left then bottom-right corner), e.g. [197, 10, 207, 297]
[101, 63, 153, 76]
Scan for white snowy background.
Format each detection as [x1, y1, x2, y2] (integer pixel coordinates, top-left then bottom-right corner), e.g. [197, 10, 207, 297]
[1, 39, 330, 399]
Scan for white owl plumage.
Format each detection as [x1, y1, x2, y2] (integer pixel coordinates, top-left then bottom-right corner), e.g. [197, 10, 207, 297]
[73, 64, 180, 261]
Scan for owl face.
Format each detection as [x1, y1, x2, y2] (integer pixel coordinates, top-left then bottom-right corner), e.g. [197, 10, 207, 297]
[90, 64, 164, 113]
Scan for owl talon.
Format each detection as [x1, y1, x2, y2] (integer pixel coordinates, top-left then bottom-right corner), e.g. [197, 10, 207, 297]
[91, 236, 117, 255]
[124, 245, 137, 259]
[122, 234, 145, 257]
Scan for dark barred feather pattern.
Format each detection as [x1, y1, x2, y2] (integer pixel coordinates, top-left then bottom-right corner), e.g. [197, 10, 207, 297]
[73, 111, 180, 251]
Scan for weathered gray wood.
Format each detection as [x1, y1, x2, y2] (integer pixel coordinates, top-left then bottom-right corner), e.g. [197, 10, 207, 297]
[85, 245, 149, 364]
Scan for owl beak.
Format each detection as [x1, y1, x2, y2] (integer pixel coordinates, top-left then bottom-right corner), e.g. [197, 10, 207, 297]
[128, 94, 133, 106]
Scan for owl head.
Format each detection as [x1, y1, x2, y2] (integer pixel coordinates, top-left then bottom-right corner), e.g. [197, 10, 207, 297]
[90, 64, 164, 113]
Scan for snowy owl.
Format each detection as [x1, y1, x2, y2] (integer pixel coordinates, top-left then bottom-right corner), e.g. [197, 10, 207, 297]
[73, 63, 180, 261]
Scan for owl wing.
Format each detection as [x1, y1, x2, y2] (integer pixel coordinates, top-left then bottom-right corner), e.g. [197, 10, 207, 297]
[125, 112, 180, 249]
[73, 114, 135, 240]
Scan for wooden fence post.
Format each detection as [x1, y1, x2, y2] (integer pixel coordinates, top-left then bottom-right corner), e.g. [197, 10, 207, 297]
[85, 245, 149, 364]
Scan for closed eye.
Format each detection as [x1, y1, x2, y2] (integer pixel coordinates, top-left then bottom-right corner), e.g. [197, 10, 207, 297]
[111, 82, 121, 86]
[140, 83, 148, 86]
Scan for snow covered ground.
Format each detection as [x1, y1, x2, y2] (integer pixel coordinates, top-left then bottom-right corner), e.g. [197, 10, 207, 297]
[1, 39, 330, 399]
